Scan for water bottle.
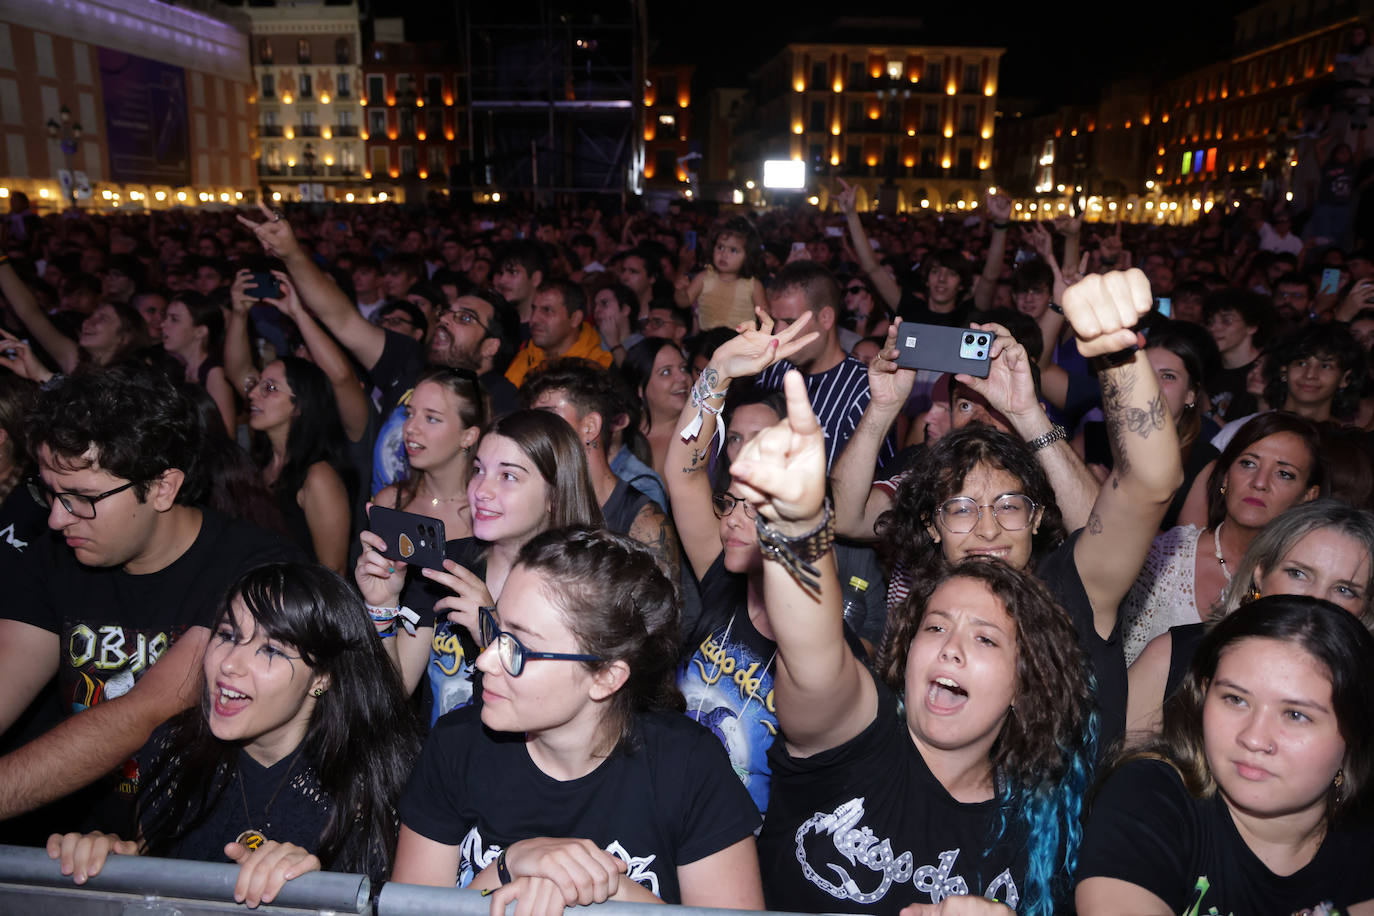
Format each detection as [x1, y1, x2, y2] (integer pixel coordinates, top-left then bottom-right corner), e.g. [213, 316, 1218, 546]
[841, 575, 869, 629]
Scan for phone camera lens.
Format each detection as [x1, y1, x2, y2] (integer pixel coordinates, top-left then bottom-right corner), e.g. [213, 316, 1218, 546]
[964, 334, 974, 345]
[977, 350, 985, 358]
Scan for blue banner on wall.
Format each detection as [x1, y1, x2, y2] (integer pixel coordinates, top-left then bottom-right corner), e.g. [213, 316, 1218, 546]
[98, 47, 190, 185]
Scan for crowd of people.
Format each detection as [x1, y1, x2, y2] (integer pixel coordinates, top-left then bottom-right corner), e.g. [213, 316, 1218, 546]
[0, 145, 1372, 914]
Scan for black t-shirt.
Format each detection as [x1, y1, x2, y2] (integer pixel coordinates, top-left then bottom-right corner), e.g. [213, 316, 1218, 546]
[897, 292, 973, 329]
[680, 555, 877, 819]
[398, 703, 760, 901]
[1206, 360, 1259, 422]
[4, 509, 295, 815]
[1035, 530, 1128, 754]
[1165, 621, 1207, 700]
[138, 723, 330, 865]
[1078, 758, 1374, 914]
[758, 676, 1028, 915]
[368, 328, 519, 419]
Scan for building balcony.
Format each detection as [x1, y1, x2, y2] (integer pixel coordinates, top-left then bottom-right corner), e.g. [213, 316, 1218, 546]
[260, 124, 284, 137]
[297, 125, 321, 137]
[257, 163, 363, 179]
[333, 124, 360, 137]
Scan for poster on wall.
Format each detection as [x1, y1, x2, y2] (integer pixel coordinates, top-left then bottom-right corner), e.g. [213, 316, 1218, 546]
[97, 47, 190, 185]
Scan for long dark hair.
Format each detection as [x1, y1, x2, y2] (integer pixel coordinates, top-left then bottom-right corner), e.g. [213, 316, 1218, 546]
[182, 382, 286, 536]
[1145, 321, 1214, 457]
[877, 559, 1096, 916]
[139, 563, 423, 883]
[394, 368, 490, 510]
[620, 338, 685, 429]
[516, 527, 683, 754]
[1205, 411, 1325, 528]
[250, 356, 357, 505]
[169, 290, 225, 362]
[1121, 595, 1374, 826]
[874, 425, 1067, 576]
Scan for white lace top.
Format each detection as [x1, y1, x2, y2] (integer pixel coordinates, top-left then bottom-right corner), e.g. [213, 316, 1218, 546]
[1119, 525, 1206, 665]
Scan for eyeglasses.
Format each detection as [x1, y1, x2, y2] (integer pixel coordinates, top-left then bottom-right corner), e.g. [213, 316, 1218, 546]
[28, 477, 137, 520]
[478, 606, 602, 677]
[443, 305, 491, 332]
[640, 316, 670, 330]
[379, 313, 415, 330]
[711, 492, 758, 520]
[845, 286, 866, 295]
[935, 494, 1037, 533]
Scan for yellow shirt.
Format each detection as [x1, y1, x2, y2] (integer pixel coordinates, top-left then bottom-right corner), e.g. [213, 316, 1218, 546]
[505, 322, 613, 387]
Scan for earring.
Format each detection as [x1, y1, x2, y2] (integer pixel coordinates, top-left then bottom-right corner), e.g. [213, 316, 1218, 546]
[311, 687, 325, 697]
[1220, 481, 1228, 496]
[1247, 583, 1261, 602]
[1335, 769, 1345, 790]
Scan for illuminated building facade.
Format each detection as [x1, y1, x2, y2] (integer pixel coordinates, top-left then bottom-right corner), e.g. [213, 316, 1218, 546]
[731, 37, 1004, 212]
[248, 0, 365, 203]
[643, 63, 695, 193]
[0, 0, 254, 211]
[362, 19, 464, 203]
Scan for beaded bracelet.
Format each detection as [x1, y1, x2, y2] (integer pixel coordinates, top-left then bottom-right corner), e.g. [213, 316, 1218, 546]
[366, 603, 420, 636]
[678, 370, 729, 454]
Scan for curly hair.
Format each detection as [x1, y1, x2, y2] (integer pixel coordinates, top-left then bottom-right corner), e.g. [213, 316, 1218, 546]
[876, 558, 1096, 916]
[519, 357, 623, 452]
[1122, 595, 1374, 827]
[874, 425, 1067, 575]
[706, 215, 764, 280]
[1263, 322, 1367, 418]
[27, 362, 205, 505]
[516, 527, 684, 755]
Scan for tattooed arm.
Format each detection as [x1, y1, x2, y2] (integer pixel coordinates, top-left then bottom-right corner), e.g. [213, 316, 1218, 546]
[1061, 271, 1184, 637]
[664, 308, 821, 580]
[627, 500, 682, 586]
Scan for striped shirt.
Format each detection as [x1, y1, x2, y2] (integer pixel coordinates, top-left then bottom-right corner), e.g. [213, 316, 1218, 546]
[757, 357, 896, 473]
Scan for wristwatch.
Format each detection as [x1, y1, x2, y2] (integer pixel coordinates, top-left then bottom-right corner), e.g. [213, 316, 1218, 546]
[1026, 424, 1067, 452]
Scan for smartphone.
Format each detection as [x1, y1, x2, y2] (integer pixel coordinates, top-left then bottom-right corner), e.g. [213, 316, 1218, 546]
[791, 241, 808, 255]
[244, 271, 283, 300]
[1320, 268, 1341, 296]
[894, 324, 992, 378]
[824, 226, 844, 238]
[1155, 297, 1172, 318]
[368, 506, 448, 571]
[683, 229, 698, 250]
[1014, 248, 1033, 265]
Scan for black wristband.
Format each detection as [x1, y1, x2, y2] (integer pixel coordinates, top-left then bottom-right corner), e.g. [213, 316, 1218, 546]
[496, 848, 513, 885]
[1094, 344, 1138, 370]
[991, 220, 1009, 230]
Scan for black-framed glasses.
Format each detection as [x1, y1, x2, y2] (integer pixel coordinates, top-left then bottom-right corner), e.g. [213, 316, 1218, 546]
[27, 477, 137, 520]
[935, 494, 1037, 533]
[711, 492, 758, 520]
[845, 286, 866, 295]
[478, 606, 602, 677]
[443, 304, 490, 332]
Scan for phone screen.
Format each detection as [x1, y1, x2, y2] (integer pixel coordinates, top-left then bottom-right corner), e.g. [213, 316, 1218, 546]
[1156, 298, 1172, 318]
[1320, 268, 1342, 296]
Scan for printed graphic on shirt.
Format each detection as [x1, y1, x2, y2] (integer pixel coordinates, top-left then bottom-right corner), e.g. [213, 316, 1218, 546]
[64, 621, 182, 797]
[1184, 875, 1339, 916]
[679, 623, 777, 814]
[458, 825, 661, 895]
[0, 521, 29, 551]
[427, 620, 477, 726]
[371, 392, 412, 495]
[793, 797, 1019, 908]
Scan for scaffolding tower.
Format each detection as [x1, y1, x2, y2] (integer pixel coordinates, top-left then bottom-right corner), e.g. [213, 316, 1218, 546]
[462, 0, 645, 200]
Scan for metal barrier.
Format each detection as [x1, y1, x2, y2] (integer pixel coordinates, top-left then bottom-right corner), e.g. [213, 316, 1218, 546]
[0, 844, 370, 915]
[0, 844, 807, 916]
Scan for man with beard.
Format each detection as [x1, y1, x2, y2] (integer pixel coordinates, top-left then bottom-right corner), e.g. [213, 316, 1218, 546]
[236, 206, 519, 492]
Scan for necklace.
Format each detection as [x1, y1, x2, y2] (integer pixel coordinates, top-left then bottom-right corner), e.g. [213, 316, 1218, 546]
[421, 483, 465, 510]
[234, 747, 303, 850]
[1213, 522, 1233, 582]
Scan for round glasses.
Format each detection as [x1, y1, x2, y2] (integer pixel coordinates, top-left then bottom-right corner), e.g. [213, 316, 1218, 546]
[935, 494, 1037, 533]
[711, 493, 758, 520]
[478, 606, 602, 677]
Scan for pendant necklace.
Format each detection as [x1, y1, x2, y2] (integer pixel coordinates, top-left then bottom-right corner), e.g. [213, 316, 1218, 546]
[234, 747, 303, 850]
[1213, 522, 1233, 582]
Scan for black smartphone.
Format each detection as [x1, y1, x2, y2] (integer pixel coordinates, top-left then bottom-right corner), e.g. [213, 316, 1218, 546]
[894, 324, 993, 378]
[244, 271, 283, 300]
[368, 505, 448, 571]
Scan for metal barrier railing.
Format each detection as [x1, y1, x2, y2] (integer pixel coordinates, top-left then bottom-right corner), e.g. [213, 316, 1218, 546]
[375, 881, 789, 916]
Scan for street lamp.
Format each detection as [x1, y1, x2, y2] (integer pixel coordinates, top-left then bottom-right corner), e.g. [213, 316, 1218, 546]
[45, 105, 82, 210]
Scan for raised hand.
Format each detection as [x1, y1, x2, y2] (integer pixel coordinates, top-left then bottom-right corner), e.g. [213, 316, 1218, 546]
[837, 177, 859, 216]
[236, 201, 302, 260]
[422, 559, 493, 640]
[0, 330, 51, 382]
[224, 839, 321, 908]
[728, 371, 827, 527]
[260, 270, 303, 319]
[867, 320, 916, 412]
[985, 189, 1012, 223]
[355, 526, 407, 610]
[230, 269, 259, 316]
[46, 831, 139, 885]
[1052, 213, 1083, 237]
[955, 322, 1040, 422]
[1060, 268, 1151, 357]
[707, 307, 818, 382]
[1025, 222, 1054, 260]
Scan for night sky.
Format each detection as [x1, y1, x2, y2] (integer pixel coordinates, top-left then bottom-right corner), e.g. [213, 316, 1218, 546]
[371, 1, 1255, 110]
